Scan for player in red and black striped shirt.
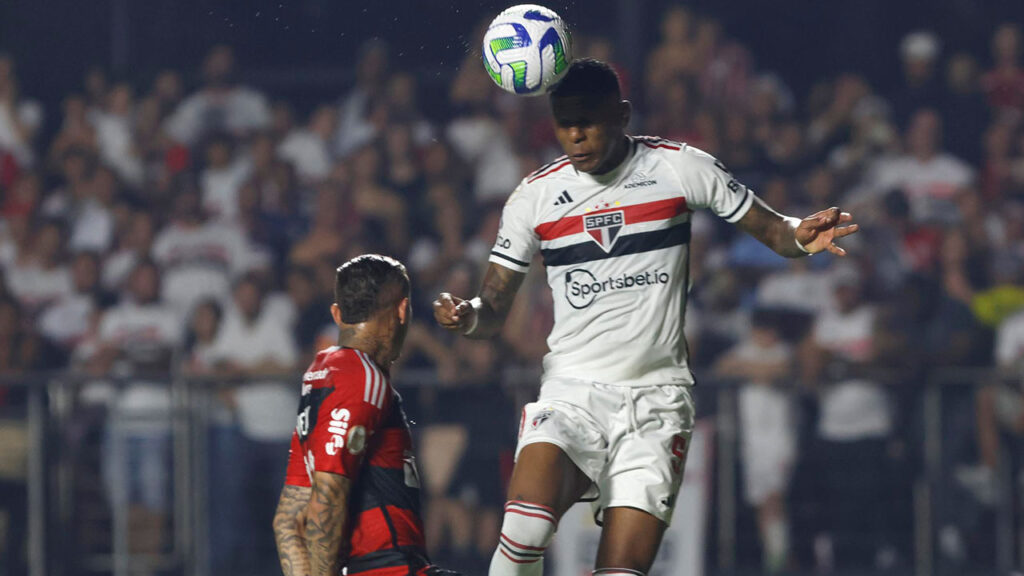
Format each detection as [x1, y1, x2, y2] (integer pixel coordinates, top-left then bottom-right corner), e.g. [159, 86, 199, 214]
[273, 255, 456, 576]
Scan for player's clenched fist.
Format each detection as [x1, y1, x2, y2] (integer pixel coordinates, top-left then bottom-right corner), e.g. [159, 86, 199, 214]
[433, 292, 476, 332]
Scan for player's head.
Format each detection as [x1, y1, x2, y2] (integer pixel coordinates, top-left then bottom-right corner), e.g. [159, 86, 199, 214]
[548, 58, 631, 174]
[332, 254, 411, 363]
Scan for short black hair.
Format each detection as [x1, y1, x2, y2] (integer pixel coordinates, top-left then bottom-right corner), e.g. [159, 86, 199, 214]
[334, 254, 410, 324]
[549, 58, 621, 102]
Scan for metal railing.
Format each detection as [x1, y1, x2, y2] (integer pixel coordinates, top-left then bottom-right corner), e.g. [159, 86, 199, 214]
[0, 367, 1020, 576]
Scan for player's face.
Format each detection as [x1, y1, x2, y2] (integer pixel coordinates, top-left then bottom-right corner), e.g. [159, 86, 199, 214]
[551, 95, 629, 174]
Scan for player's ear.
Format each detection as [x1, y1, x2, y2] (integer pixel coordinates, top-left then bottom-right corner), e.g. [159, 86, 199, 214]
[396, 297, 411, 325]
[619, 99, 632, 129]
[330, 303, 344, 327]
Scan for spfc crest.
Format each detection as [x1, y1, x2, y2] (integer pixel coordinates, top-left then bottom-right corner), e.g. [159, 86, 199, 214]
[584, 210, 624, 252]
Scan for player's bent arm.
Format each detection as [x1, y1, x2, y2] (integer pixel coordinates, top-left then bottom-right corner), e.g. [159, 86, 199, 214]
[306, 471, 353, 576]
[274, 485, 312, 576]
[736, 197, 859, 258]
[434, 262, 526, 339]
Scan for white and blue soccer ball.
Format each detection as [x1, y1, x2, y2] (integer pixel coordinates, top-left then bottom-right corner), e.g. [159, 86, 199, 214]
[482, 4, 573, 96]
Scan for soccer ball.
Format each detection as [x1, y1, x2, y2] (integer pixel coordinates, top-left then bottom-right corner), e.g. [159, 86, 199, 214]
[482, 4, 572, 96]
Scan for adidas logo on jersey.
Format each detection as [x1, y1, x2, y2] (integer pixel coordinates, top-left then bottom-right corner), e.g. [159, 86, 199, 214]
[553, 190, 574, 206]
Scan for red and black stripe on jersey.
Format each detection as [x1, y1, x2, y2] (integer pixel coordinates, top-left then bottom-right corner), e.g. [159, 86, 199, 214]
[286, 347, 427, 575]
[533, 196, 692, 267]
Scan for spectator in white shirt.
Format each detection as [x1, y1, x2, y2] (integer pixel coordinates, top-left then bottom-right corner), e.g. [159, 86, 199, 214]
[277, 104, 335, 184]
[5, 220, 72, 314]
[205, 272, 297, 574]
[92, 83, 143, 186]
[801, 263, 896, 570]
[862, 108, 973, 224]
[199, 133, 250, 221]
[164, 45, 271, 146]
[89, 260, 182, 557]
[714, 311, 795, 574]
[151, 185, 256, 314]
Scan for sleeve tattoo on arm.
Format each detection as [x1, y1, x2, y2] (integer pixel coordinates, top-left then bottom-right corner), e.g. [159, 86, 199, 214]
[471, 263, 526, 339]
[274, 485, 312, 576]
[305, 472, 352, 576]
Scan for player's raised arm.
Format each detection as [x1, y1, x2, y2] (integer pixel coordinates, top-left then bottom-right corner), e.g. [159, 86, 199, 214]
[433, 262, 526, 339]
[736, 199, 859, 258]
[273, 484, 312, 576]
[305, 471, 353, 576]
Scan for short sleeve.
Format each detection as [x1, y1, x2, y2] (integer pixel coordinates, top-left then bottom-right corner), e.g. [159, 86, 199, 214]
[284, 430, 311, 487]
[672, 146, 754, 224]
[488, 180, 538, 273]
[996, 314, 1024, 367]
[305, 372, 384, 481]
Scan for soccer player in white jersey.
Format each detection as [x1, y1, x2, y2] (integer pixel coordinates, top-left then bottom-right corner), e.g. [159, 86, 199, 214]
[433, 59, 859, 576]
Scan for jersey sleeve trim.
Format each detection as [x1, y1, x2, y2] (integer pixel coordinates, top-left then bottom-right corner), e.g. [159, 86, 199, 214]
[721, 188, 753, 223]
[489, 251, 530, 272]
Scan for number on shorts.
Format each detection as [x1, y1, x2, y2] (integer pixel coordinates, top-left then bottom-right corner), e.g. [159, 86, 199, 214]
[670, 435, 688, 475]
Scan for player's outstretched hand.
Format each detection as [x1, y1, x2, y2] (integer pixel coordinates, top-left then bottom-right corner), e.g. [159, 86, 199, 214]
[433, 292, 476, 332]
[794, 206, 859, 256]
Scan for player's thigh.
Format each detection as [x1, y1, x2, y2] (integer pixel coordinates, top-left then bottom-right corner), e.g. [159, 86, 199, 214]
[507, 441, 592, 519]
[510, 393, 609, 517]
[598, 385, 694, 525]
[596, 506, 667, 573]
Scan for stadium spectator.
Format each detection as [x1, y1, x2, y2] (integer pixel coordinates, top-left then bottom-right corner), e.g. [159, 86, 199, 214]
[164, 45, 271, 146]
[5, 219, 72, 314]
[714, 310, 795, 573]
[335, 39, 390, 157]
[801, 263, 897, 570]
[204, 272, 298, 575]
[151, 184, 259, 313]
[277, 104, 335, 183]
[36, 251, 109, 358]
[941, 53, 989, 165]
[199, 132, 250, 221]
[89, 260, 181, 557]
[981, 23, 1024, 118]
[0, 53, 42, 172]
[859, 108, 973, 225]
[890, 31, 942, 128]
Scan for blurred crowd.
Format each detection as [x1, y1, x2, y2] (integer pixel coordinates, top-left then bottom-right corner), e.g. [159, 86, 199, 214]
[2, 5, 1024, 575]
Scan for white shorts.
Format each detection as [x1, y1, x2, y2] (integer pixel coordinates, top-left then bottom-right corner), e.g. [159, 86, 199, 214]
[516, 377, 695, 525]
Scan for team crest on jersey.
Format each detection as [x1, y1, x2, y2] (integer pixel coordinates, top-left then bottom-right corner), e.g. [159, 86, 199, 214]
[584, 211, 624, 252]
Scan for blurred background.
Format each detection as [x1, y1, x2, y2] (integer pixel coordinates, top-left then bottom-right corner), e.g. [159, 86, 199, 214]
[2, 0, 1024, 575]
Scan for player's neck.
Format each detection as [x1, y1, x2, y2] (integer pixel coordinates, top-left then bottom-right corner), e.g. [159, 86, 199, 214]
[590, 135, 631, 176]
[338, 325, 391, 369]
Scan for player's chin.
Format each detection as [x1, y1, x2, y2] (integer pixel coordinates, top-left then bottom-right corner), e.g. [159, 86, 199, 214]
[571, 154, 600, 173]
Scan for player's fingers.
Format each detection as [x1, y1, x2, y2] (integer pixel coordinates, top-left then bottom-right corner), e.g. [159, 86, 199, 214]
[436, 292, 457, 312]
[833, 223, 859, 238]
[838, 211, 853, 223]
[827, 242, 847, 256]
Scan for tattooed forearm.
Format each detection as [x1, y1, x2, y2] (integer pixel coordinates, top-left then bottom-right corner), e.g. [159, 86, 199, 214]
[306, 471, 351, 576]
[274, 485, 312, 576]
[736, 196, 805, 258]
[469, 263, 526, 339]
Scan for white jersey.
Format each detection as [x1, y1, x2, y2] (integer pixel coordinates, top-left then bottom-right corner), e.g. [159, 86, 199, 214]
[490, 136, 755, 386]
